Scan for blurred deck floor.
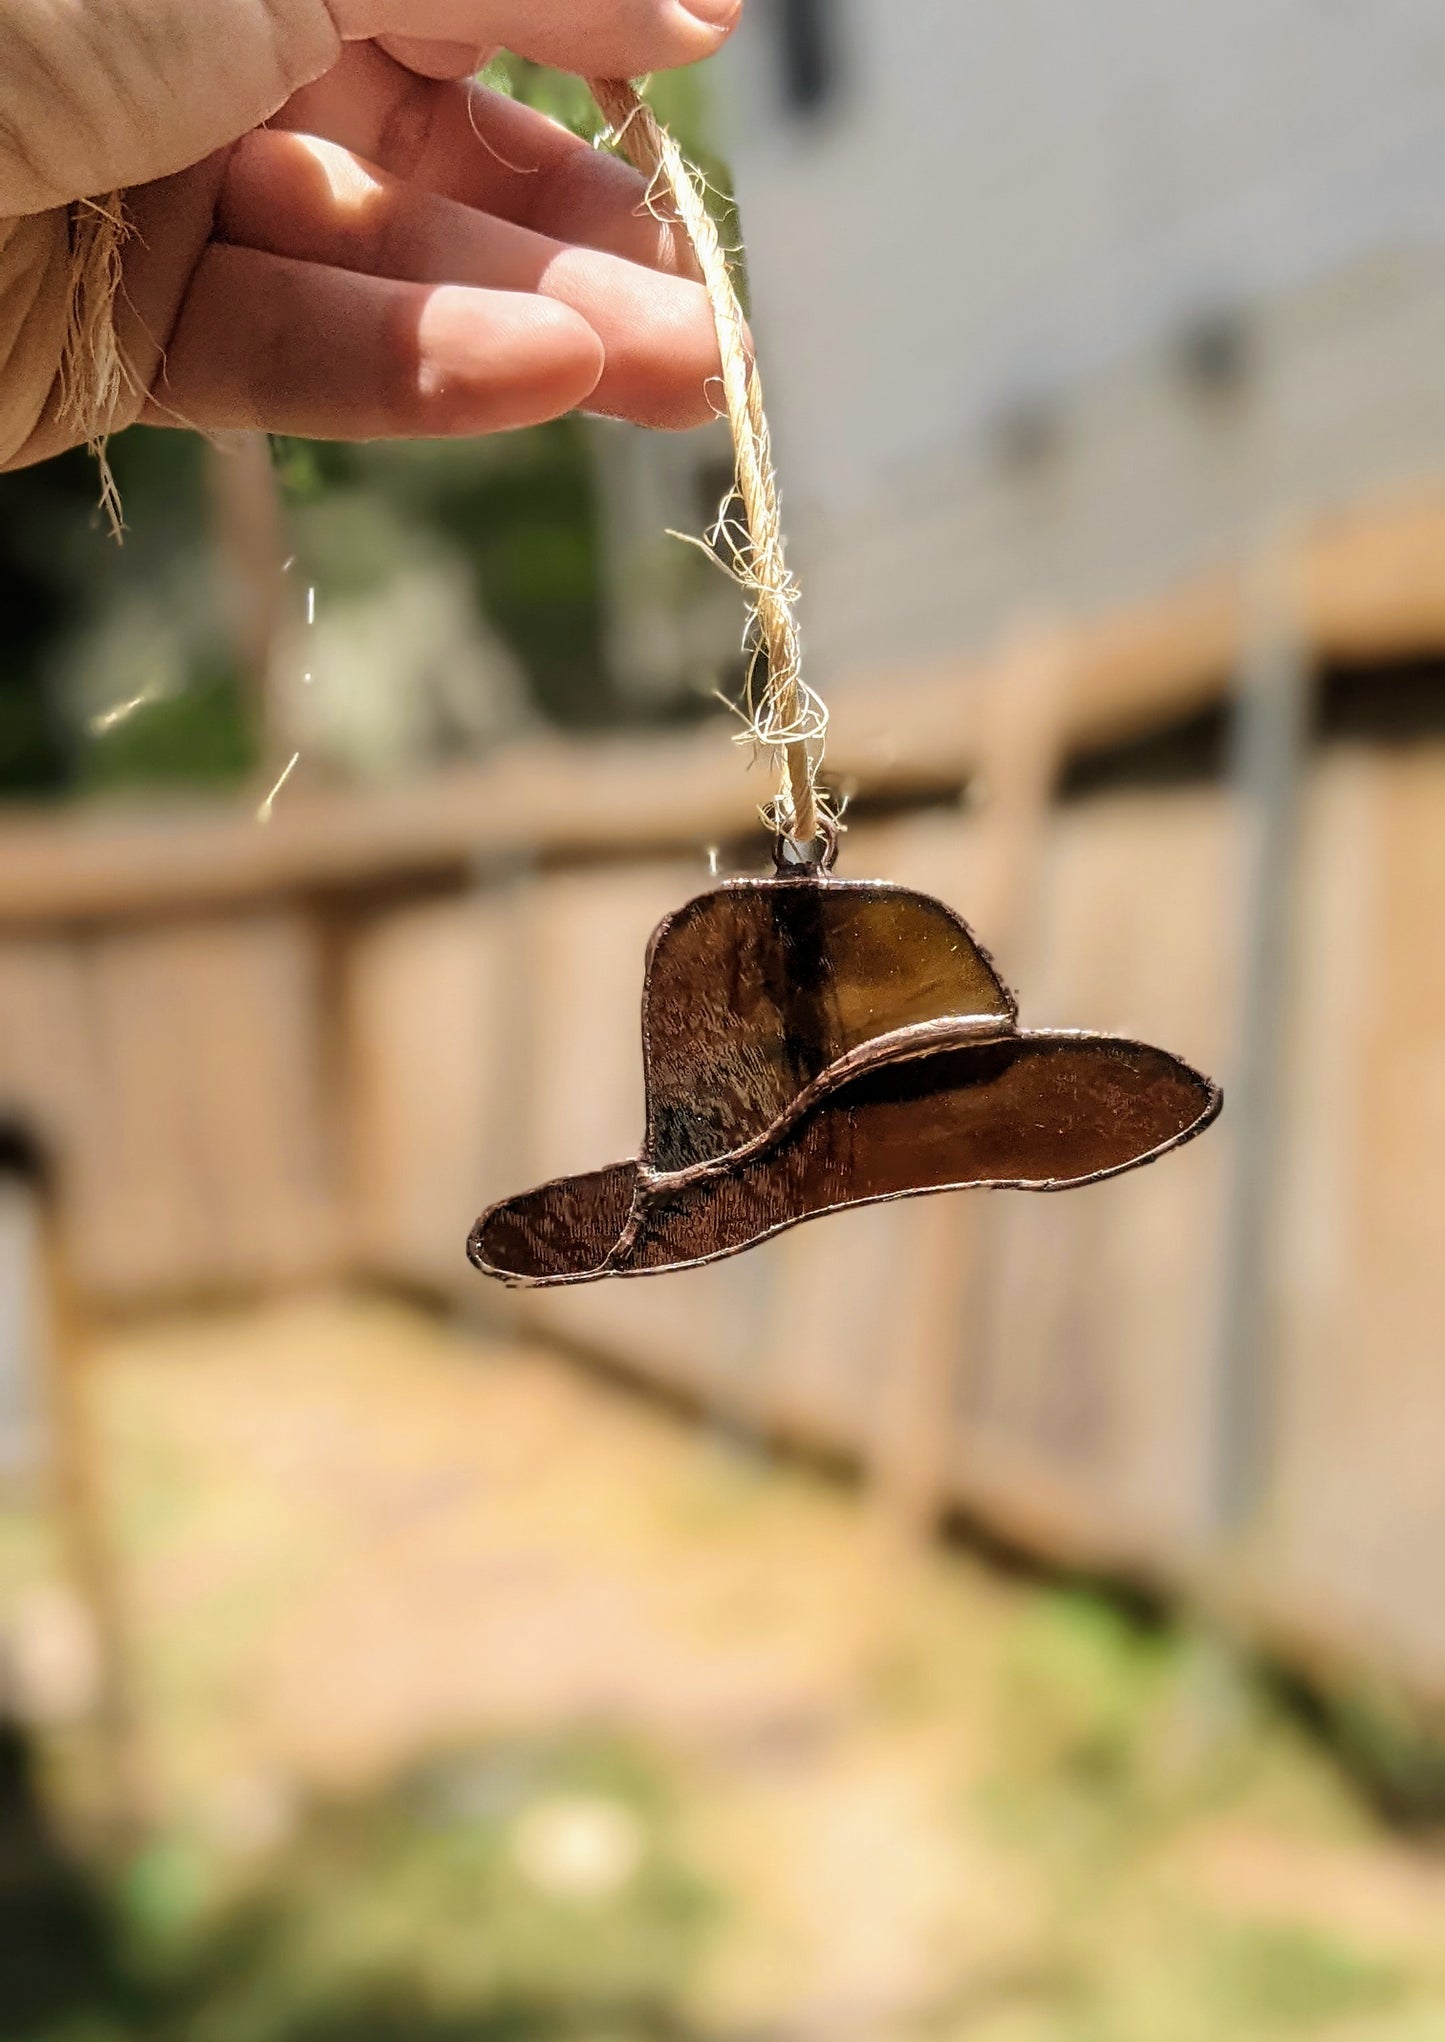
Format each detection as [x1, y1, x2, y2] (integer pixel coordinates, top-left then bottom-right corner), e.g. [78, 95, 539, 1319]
[5, 1291, 1445, 2041]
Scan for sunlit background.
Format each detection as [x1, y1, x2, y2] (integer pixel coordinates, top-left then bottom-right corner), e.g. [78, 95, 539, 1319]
[3, 7, 1445, 2040]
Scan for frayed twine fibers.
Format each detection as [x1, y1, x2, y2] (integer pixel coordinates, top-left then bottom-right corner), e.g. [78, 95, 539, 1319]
[589, 78, 826, 846]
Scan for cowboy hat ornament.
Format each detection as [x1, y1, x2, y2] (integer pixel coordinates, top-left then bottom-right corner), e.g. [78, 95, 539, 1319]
[469, 83, 1220, 1288]
[469, 827, 1220, 1288]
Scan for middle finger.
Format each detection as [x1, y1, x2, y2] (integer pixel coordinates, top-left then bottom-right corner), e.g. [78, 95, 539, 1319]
[274, 43, 696, 278]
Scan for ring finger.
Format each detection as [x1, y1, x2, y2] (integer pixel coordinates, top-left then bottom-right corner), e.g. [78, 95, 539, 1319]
[218, 129, 722, 428]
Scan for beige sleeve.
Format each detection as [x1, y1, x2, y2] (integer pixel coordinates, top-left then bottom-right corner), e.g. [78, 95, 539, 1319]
[0, 209, 69, 464]
[0, 0, 342, 214]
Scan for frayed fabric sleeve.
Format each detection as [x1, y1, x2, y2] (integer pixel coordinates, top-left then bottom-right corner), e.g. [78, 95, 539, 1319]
[0, 0, 341, 214]
[0, 0, 344, 472]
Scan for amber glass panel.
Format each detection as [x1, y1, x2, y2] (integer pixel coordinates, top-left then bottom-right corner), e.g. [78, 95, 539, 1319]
[643, 879, 1016, 1172]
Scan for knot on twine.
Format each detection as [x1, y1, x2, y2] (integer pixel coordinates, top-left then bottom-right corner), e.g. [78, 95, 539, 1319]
[589, 78, 827, 848]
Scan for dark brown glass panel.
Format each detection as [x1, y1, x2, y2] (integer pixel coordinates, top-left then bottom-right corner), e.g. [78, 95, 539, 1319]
[473, 1161, 637, 1284]
[627, 1035, 1218, 1274]
[470, 1034, 1219, 1288]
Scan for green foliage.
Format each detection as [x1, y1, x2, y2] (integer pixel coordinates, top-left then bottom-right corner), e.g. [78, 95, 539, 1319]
[479, 53, 718, 160]
[276, 423, 613, 729]
[1199, 1920, 1407, 2031]
[989, 1590, 1186, 1834]
[14, 1737, 717, 2042]
[1317, 1683, 1445, 1826]
[0, 432, 257, 799]
[0, 446, 130, 797]
[0, 667, 64, 795]
[77, 659, 255, 793]
[0, 57, 738, 802]
[479, 56, 744, 297]
[940, 1594, 1441, 2042]
[477, 54, 608, 142]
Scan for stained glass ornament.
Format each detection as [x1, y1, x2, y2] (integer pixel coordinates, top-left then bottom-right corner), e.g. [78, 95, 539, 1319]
[469, 832, 1220, 1288]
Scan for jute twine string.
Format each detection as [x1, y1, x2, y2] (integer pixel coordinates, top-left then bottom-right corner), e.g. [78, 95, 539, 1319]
[588, 77, 825, 846]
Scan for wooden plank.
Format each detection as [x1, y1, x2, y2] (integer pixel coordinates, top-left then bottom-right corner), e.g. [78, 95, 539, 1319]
[39, 1188, 155, 1839]
[1248, 746, 1445, 1696]
[860, 495, 1445, 763]
[865, 641, 1067, 1538]
[0, 745, 822, 931]
[0, 917, 339, 1306]
[957, 787, 1235, 1565]
[346, 889, 530, 1294]
[3, 492, 1445, 930]
[0, 938, 103, 1188]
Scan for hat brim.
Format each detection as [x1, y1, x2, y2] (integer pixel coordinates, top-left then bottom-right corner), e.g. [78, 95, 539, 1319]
[469, 1032, 1221, 1289]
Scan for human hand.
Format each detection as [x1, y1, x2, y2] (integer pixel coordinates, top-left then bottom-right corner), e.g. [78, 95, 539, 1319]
[0, 0, 742, 470]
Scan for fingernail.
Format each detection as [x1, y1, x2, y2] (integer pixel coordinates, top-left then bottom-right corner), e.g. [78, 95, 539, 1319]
[682, 0, 743, 30]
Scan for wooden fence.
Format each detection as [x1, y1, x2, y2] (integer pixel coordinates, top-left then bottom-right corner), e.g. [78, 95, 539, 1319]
[3, 492, 1445, 1720]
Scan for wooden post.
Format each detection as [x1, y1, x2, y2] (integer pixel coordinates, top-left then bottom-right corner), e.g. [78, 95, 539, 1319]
[1210, 544, 1311, 1535]
[870, 633, 1068, 1541]
[204, 431, 296, 777]
[38, 1188, 152, 1845]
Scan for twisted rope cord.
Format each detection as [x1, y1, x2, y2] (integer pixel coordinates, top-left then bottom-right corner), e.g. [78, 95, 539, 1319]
[588, 77, 823, 845]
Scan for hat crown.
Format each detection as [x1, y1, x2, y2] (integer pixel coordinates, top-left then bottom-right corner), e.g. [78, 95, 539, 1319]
[642, 878, 1016, 1175]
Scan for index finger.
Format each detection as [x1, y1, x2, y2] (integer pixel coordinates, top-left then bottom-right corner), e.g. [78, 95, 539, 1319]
[332, 0, 742, 78]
